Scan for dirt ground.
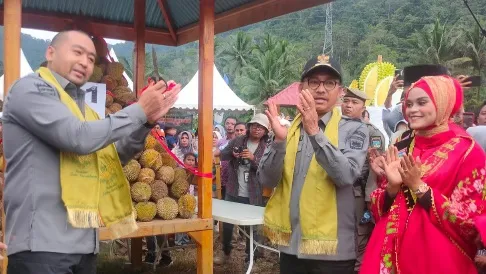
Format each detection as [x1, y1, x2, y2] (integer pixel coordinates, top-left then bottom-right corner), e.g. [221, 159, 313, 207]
[97, 231, 280, 274]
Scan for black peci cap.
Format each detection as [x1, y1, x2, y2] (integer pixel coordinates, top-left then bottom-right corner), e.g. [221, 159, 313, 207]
[301, 54, 342, 82]
[403, 64, 450, 87]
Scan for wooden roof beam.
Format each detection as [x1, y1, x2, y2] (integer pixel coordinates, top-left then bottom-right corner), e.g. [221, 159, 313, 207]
[0, 8, 176, 46]
[156, 0, 177, 44]
[176, 0, 333, 45]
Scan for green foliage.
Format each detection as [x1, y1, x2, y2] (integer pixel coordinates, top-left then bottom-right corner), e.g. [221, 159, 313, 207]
[1, 0, 485, 111]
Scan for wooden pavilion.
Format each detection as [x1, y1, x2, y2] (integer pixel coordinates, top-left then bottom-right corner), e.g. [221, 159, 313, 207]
[0, 0, 332, 273]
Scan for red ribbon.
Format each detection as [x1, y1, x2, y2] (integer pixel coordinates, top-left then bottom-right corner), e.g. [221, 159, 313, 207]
[151, 130, 212, 179]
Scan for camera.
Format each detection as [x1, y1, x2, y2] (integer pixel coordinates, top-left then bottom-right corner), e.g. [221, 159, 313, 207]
[233, 146, 250, 165]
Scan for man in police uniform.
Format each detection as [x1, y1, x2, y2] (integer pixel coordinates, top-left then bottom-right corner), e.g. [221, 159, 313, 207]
[341, 87, 385, 274]
[259, 56, 369, 274]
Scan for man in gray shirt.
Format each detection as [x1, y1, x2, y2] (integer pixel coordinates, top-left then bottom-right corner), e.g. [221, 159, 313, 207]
[258, 55, 369, 274]
[3, 30, 180, 274]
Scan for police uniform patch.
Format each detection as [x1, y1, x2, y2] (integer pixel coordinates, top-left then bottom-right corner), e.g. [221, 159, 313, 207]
[370, 136, 382, 149]
[349, 131, 366, 150]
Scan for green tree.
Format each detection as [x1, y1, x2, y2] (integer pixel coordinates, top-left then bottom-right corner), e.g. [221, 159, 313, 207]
[412, 19, 471, 70]
[219, 32, 253, 78]
[236, 36, 298, 104]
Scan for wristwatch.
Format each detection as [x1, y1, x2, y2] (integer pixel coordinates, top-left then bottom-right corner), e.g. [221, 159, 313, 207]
[413, 183, 430, 195]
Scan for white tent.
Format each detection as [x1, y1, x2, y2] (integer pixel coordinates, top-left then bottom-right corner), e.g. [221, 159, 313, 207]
[173, 64, 253, 111]
[0, 49, 34, 98]
[108, 48, 134, 91]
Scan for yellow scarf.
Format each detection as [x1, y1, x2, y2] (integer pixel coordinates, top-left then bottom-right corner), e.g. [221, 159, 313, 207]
[264, 107, 341, 255]
[37, 67, 137, 239]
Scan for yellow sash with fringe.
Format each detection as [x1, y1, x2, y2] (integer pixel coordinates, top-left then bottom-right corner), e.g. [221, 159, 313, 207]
[37, 67, 137, 238]
[264, 107, 340, 255]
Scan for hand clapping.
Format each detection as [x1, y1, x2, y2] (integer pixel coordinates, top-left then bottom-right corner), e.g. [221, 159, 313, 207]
[138, 80, 182, 123]
[399, 154, 423, 190]
[296, 89, 320, 136]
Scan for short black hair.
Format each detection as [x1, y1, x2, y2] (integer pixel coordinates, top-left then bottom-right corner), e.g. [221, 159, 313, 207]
[477, 100, 486, 117]
[183, 152, 197, 161]
[235, 122, 246, 128]
[224, 116, 237, 123]
[50, 30, 92, 47]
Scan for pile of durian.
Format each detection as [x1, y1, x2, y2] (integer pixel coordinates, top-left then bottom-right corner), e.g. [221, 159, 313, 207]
[123, 134, 197, 222]
[89, 37, 196, 222]
[88, 37, 137, 116]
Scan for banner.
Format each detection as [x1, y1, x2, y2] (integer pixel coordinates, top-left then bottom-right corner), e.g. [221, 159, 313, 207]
[82, 82, 107, 117]
[159, 114, 193, 131]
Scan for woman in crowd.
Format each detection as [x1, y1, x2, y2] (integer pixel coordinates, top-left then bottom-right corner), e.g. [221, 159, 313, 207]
[171, 131, 195, 162]
[361, 75, 486, 274]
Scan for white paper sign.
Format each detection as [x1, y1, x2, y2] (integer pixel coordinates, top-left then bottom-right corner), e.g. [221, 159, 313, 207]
[82, 82, 106, 117]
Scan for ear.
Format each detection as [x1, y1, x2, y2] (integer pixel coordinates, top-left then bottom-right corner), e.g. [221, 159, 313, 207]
[45, 46, 55, 62]
[299, 82, 304, 91]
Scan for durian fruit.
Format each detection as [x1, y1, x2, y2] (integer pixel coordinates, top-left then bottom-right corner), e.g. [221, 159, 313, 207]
[131, 182, 152, 202]
[89, 66, 103, 83]
[170, 178, 189, 199]
[114, 92, 136, 106]
[155, 166, 175, 185]
[109, 103, 122, 113]
[106, 94, 114, 107]
[173, 167, 187, 182]
[102, 75, 118, 91]
[137, 168, 155, 184]
[112, 86, 131, 98]
[139, 149, 163, 171]
[349, 79, 359, 89]
[156, 197, 179, 220]
[151, 180, 169, 202]
[135, 201, 157, 222]
[160, 153, 178, 168]
[178, 194, 196, 219]
[107, 62, 125, 80]
[92, 37, 109, 60]
[374, 76, 395, 107]
[123, 160, 141, 182]
[145, 135, 164, 153]
[98, 63, 107, 75]
[358, 62, 396, 106]
[118, 77, 128, 87]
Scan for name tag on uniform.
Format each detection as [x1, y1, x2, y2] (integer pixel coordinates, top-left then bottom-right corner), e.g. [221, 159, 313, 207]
[371, 136, 382, 149]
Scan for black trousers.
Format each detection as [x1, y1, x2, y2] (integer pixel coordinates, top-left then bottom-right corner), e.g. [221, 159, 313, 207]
[280, 252, 355, 274]
[222, 195, 260, 256]
[8, 251, 97, 274]
[146, 235, 164, 254]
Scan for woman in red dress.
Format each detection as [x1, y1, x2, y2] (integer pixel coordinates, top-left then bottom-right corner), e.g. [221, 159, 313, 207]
[361, 75, 486, 274]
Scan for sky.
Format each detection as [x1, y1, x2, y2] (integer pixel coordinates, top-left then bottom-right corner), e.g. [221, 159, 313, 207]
[21, 28, 125, 45]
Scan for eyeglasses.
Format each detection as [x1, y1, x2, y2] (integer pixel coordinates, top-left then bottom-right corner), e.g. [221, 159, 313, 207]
[251, 124, 266, 131]
[307, 78, 339, 91]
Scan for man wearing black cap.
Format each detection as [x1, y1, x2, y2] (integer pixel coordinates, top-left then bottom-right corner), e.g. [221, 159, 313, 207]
[382, 64, 449, 137]
[341, 88, 385, 273]
[259, 55, 369, 274]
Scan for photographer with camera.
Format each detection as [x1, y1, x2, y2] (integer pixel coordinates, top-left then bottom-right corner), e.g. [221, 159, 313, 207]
[214, 113, 270, 265]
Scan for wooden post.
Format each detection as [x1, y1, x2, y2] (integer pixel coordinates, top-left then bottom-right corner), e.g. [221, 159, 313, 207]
[197, 0, 214, 273]
[2, 0, 21, 272]
[134, 0, 146, 97]
[131, 0, 146, 267]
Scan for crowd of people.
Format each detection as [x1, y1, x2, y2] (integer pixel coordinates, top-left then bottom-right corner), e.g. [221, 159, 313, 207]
[0, 28, 486, 274]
